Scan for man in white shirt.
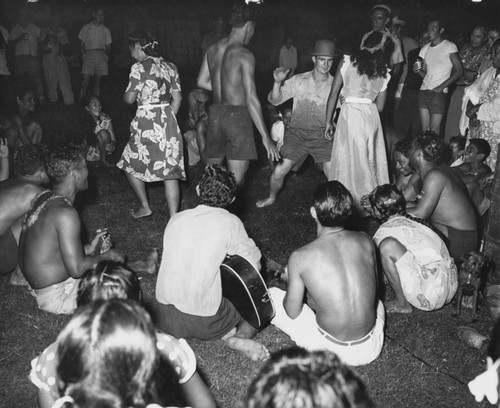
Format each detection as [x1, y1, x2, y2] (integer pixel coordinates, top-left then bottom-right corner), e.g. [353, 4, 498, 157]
[155, 164, 269, 361]
[78, 7, 112, 100]
[415, 19, 463, 135]
[279, 35, 298, 78]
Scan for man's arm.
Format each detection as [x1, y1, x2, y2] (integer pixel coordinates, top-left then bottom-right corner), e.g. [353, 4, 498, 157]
[241, 52, 280, 161]
[197, 53, 212, 91]
[374, 89, 387, 112]
[171, 90, 182, 116]
[283, 251, 306, 319]
[433, 52, 463, 92]
[407, 170, 444, 219]
[57, 207, 124, 278]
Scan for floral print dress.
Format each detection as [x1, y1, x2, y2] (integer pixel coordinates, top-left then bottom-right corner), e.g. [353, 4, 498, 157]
[117, 57, 185, 182]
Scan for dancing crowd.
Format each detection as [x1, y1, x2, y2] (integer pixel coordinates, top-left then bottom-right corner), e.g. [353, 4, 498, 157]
[1, 1, 500, 407]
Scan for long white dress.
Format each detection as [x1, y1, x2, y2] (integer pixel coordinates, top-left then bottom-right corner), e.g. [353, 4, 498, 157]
[329, 55, 390, 212]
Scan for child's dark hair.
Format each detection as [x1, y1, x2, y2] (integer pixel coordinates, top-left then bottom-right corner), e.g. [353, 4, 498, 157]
[13, 143, 48, 176]
[56, 299, 161, 408]
[128, 29, 160, 57]
[312, 181, 352, 228]
[469, 138, 491, 160]
[77, 261, 142, 307]
[351, 31, 394, 80]
[449, 135, 466, 151]
[246, 347, 374, 408]
[394, 137, 414, 158]
[198, 164, 237, 208]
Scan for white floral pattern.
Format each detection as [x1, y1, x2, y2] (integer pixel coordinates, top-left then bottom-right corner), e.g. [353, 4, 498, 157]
[117, 57, 185, 182]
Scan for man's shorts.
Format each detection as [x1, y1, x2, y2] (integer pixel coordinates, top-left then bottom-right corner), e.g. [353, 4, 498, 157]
[206, 104, 257, 161]
[280, 128, 332, 164]
[155, 297, 243, 341]
[81, 50, 108, 76]
[418, 90, 447, 115]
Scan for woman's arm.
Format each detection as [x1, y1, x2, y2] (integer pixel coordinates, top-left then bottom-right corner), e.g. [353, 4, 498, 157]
[171, 90, 182, 116]
[324, 59, 344, 140]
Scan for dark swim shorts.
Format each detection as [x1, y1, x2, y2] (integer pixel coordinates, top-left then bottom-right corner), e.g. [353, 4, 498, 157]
[445, 225, 479, 263]
[206, 104, 258, 161]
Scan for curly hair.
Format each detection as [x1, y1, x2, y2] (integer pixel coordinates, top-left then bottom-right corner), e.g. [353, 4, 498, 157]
[46, 144, 84, 186]
[312, 181, 353, 228]
[77, 262, 142, 308]
[128, 29, 160, 58]
[414, 131, 447, 164]
[469, 138, 491, 160]
[449, 135, 466, 151]
[246, 347, 374, 408]
[230, 1, 262, 28]
[56, 299, 161, 408]
[198, 164, 237, 208]
[351, 31, 394, 79]
[13, 143, 48, 176]
[393, 137, 414, 158]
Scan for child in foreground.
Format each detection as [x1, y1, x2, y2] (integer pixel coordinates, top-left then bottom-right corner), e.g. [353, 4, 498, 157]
[30, 261, 216, 408]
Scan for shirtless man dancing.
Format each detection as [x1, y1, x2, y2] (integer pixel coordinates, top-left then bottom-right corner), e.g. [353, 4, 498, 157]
[0, 144, 48, 277]
[197, 1, 279, 187]
[407, 132, 478, 262]
[269, 181, 384, 366]
[19, 144, 126, 314]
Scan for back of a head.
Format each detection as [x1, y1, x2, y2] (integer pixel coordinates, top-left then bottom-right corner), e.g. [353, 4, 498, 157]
[367, 184, 406, 222]
[230, 0, 261, 28]
[246, 347, 374, 408]
[13, 143, 48, 177]
[128, 29, 160, 57]
[198, 164, 237, 208]
[354, 31, 394, 80]
[414, 131, 446, 164]
[313, 181, 353, 228]
[56, 299, 159, 408]
[77, 261, 142, 307]
[46, 144, 83, 186]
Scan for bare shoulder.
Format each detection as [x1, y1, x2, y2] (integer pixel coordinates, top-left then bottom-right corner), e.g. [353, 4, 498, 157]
[0, 180, 44, 205]
[45, 200, 80, 227]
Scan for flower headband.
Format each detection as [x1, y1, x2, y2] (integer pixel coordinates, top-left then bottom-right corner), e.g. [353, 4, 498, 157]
[142, 40, 158, 50]
[361, 33, 388, 53]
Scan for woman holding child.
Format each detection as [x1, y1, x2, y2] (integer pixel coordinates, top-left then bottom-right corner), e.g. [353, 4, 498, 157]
[325, 31, 393, 213]
[117, 30, 185, 219]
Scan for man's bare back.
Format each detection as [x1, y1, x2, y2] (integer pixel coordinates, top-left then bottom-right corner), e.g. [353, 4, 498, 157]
[289, 230, 378, 341]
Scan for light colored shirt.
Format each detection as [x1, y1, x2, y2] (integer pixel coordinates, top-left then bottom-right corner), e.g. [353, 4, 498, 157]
[10, 23, 40, 56]
[419, 39, 458, 93]
[0, 27, 9, 75]
[156, 205, 261, 316]
[78, 22, 111, 50]
[361, 28, 404, 67]
[268, 70, 333, 137]
[279, 45, 297, 71]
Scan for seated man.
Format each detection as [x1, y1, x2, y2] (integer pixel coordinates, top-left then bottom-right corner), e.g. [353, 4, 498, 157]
[408, 132, 479, 262]
[19, 144, 126, 314]
[155, 164, 268, 361]
[0, 143, 49, 277]
[393, 137, 421, 204]
[268, 181, 384, 366]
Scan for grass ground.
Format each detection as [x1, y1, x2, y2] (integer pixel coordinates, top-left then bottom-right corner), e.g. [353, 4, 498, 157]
[0, 71, 495, 408]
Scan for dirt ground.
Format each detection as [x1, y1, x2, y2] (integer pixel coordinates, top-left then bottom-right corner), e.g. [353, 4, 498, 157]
[0, 67, 495, 408]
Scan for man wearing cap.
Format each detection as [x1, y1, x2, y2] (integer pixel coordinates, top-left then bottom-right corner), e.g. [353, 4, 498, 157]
[256, 39, 335, 208]
[361, 4, 404, 76]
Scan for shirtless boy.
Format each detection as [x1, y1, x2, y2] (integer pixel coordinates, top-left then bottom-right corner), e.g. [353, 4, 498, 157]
[20, 144, 125, 314]
[408, 132, 478, 262]
[0, 144, 48, 276]
[155, 164, 269, 361]
[197, 1, 279, 186]
[269, 181, 384, 366]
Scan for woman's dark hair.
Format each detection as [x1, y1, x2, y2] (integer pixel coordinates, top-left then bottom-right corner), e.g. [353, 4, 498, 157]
[312, 181, 353, 228]
[77, 262, 142, 307]
[56, 299, 161, 408]
[198, 164, 237, 208]
[393, 137, 414, 158]
[246, 347, 374, 408]
[351, 31, 394, 79]
[414, 131, 447, 164]
[128, 29, 160, 57]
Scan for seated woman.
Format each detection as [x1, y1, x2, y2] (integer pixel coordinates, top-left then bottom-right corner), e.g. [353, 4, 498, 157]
[30, 261, 216, 408]
[182, 88, 210, 166]
[393, 137, 421, 204]
[363, 184, 458, 313]
[80, 94, 117, 167]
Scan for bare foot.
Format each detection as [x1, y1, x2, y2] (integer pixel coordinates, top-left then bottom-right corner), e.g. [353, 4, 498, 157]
[225, 337, 270, 361]
[129, 248, 159, 274]
[385, 301, 412, 314]
[131, 207, 152, 219]
[10, 267, 28, 286]
[256, 197, 275, 208]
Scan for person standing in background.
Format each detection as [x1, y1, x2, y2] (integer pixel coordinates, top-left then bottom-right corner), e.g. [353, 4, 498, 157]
[279, 34, 298, 78]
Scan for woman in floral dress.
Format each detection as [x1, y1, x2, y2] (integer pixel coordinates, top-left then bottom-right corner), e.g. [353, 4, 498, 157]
[117, 30, 185, 218]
